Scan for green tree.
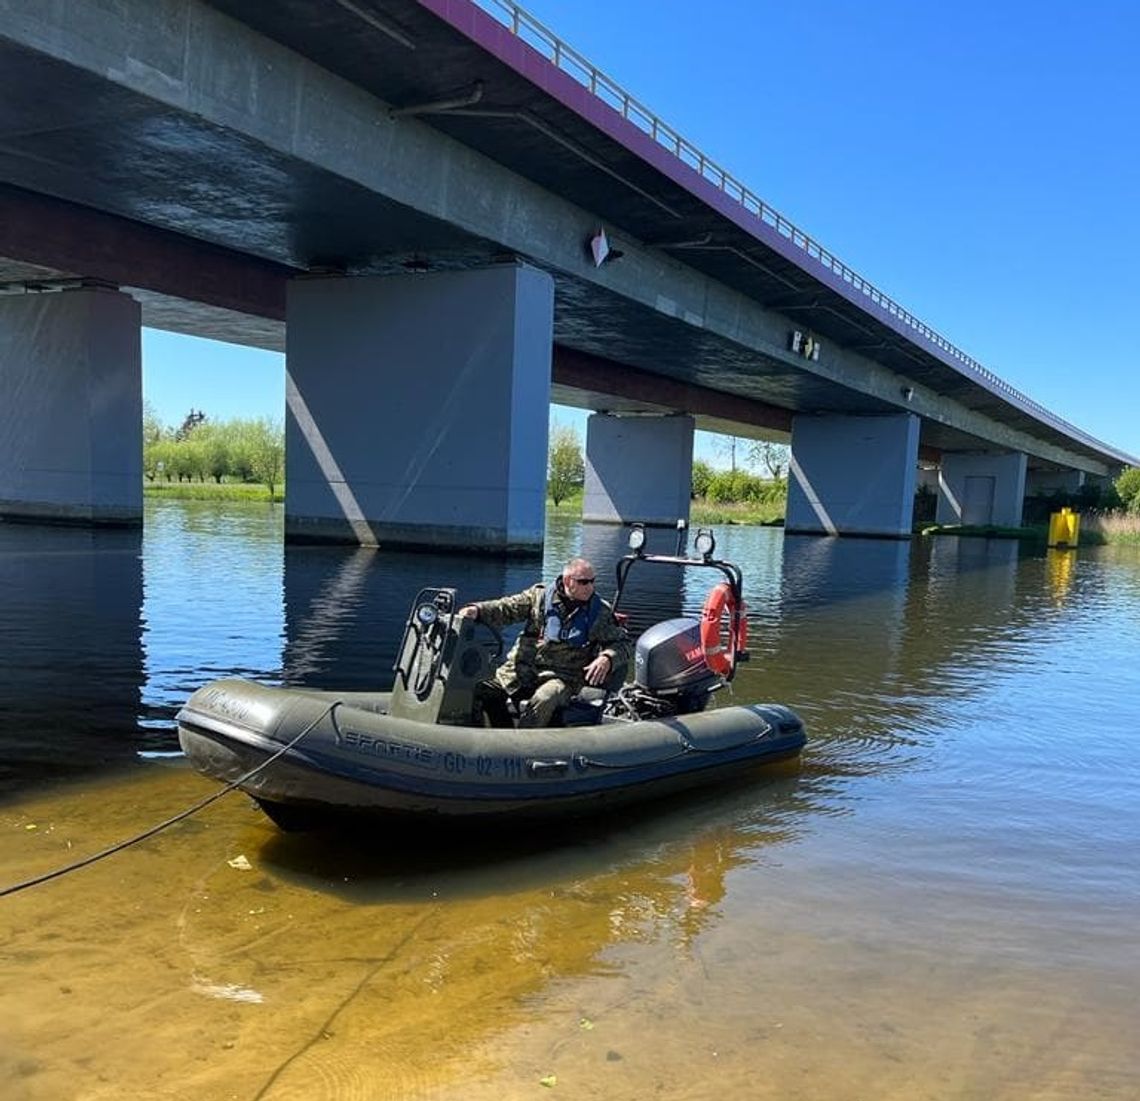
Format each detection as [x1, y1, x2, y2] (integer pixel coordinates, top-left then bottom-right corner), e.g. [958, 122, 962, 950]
[143, 401, 164, 445]
[691, 459, 713, 499]
[238, 417, 285, 497]
[547, 425, 584, 506]
[759, 476, 789, 506]
[747, 440, 789, 479]
[1116, 467, 1140, 513]
[149, 438, 178, 482]
[196, 423, 232, 484]
[176, 408, 207, 440]
[142, 402, 168, 481]
[707, 469, 759, 503]
[178, 434, 208, 482]
[160, 437, 196, 482]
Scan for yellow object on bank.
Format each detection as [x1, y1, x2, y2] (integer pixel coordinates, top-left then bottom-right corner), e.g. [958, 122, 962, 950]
[1047, 507, 1080, 547]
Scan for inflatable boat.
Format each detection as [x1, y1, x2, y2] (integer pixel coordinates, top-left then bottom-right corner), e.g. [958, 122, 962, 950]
[177, 526, 806, 830]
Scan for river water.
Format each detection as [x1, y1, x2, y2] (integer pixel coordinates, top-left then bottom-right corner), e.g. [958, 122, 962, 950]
[1, 500, 1137, 1099]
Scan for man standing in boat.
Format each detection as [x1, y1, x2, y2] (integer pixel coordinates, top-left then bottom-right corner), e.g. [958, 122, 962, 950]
[459, 557, 631, 727]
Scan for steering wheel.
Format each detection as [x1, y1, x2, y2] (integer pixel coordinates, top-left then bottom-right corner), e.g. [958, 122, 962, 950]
[472, 617, 505, 660]
[450, 615, 505, 685]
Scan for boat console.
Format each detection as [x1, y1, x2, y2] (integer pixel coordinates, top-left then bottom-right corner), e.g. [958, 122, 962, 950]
[388, 587, 501, 726]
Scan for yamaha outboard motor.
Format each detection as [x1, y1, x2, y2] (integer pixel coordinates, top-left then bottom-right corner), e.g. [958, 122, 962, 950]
[631, 617, 721, 716]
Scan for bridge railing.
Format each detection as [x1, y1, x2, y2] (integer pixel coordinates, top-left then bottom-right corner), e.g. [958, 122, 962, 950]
[472, 0, 1116, 455]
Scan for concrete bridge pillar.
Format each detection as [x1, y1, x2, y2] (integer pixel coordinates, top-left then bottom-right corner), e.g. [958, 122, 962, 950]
[284, 264, 553, 554]
[0, 286, 142, 526]
[936, 451, 1028, 526]
[582, 413, 694, 526]
[786, 413, 919, 537]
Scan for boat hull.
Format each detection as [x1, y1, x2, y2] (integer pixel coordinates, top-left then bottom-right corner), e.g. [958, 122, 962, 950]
[177, 679, 806, 827]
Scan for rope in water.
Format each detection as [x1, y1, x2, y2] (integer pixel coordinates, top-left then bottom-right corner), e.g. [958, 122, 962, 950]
[0, 700, 341, 899]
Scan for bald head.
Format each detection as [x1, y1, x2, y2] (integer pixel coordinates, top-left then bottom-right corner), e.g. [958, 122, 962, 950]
[561, 557, 598, 601]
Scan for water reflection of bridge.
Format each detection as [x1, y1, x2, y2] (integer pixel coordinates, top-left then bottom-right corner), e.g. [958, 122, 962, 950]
[0, 523, 144, 793]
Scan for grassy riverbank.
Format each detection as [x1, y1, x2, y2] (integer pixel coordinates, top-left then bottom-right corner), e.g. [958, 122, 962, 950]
[147, 483, 779, 524]
[144, 480, 282, 503]
[546, 489, 585, 516]
[919, 513, 1140, 547]
[548, 490, 784, 526]
[143, 483, 1140, 546]
[690, 499, 784, 525]
[1085, 511, 1140, 546]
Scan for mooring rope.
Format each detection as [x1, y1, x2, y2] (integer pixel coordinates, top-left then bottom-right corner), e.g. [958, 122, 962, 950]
[0, 700, 342, 899]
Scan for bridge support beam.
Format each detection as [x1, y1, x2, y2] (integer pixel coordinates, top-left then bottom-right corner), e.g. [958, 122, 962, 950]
[583, 413, 694, 526]
[786, 414, 919, 537]
[284, 264, 554, 553]
[0, 287, 142, 526]
[936, 451, 1028, 527]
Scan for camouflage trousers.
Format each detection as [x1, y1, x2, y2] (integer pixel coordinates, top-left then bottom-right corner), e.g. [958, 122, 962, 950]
[494, 659, 586, 728]
[517, 675, 578, 728]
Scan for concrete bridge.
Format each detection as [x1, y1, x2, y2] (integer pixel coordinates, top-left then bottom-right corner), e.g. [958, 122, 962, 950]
[1, 0, 1134, 551]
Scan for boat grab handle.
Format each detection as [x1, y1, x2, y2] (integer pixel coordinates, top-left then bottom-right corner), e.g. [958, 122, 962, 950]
[528, 758, 570, 776]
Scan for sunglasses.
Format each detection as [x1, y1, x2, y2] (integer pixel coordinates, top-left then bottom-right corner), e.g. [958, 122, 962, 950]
[569, 576, 596, 584]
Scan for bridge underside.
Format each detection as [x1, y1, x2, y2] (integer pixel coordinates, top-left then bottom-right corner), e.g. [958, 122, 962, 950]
[0, 188, 1070, 460]
[0, 1, 1121, 468]
[0, 0, 1127, 544]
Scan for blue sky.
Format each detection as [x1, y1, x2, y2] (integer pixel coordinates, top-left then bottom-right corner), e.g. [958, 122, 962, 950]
[143, 0, 1140, 464]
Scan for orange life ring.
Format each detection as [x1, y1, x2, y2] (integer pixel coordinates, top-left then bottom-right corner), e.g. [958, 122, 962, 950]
[700, 582, 748, 676]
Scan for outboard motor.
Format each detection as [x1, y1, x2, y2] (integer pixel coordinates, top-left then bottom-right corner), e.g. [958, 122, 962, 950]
[625, 616, 721, 717]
